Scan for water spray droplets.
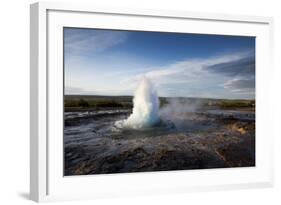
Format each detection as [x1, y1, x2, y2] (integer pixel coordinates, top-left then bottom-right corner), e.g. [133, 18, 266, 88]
[115, 76, 160, 129]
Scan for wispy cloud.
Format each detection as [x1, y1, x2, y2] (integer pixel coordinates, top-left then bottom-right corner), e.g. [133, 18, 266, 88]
[65, 86, 86, 94]
[65, 50, 255, 99]
[223, 77, 255, 96]
[116, 51, 255, 98]
[64, 28, 255, 99]
[64, 28, 128, 55]
[207, 55, 255, 77]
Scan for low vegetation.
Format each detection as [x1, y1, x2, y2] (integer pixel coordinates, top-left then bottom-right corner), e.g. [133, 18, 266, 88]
[218, 99, 255, 109]
[64, 95, 132, 110]
[64, 95, 255, 111]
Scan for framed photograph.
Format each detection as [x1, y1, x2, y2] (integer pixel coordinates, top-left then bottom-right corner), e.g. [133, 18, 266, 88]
[30, 2, 274, 202]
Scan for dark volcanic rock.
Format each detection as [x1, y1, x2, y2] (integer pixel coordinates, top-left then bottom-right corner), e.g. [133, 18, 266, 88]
[64, 109, 255, 175]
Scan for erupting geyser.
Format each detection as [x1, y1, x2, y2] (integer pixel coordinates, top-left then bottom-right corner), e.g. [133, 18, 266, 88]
[116, 76, 160, 129]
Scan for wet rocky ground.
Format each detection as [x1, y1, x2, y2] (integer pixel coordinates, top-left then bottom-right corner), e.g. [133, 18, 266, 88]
[64, 108, 255, 175]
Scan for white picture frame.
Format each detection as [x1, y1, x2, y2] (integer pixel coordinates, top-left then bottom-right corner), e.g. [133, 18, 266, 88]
[30, 2, 274, 202]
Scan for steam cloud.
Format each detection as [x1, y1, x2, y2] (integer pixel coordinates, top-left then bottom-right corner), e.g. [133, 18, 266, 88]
[116, 76, 160, 129]
[160, 98, 201, 119]
[114, 76, 202, 130]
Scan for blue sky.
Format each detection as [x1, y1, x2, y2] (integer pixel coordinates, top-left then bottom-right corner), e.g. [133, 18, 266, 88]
[64, 27, 255, 99]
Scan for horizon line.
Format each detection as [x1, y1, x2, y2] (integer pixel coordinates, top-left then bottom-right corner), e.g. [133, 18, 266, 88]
[64, 94, 255, 101]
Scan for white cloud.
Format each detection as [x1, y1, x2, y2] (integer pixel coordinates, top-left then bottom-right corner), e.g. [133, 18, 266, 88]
[65, 49, 255, 99]
[223, 77, 255, 98]
[223, 77, 255, 90]
[64, 29, 128, 55]
[121, 51, 253, 88]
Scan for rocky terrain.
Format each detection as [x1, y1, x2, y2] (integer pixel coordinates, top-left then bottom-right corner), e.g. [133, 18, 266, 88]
[64, 108, 255, 175]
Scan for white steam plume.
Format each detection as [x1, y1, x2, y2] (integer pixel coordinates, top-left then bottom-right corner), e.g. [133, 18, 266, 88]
[117, 76, 160, 129]
[160, 98, 201, 119]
